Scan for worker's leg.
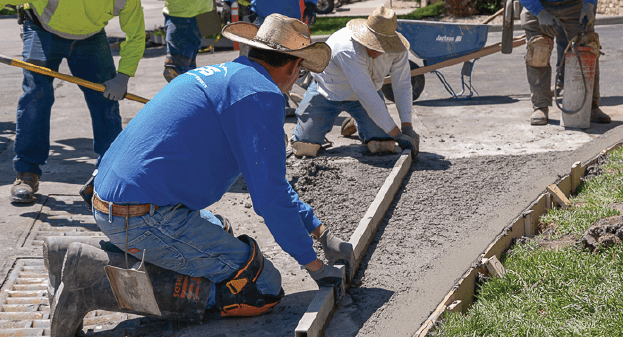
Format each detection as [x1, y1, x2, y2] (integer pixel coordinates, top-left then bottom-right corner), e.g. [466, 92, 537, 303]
[344, 90, 393, 144]
[163, 14, 202, 81]
[13, 19, 71, 177]
[93, 202, 282, 306]
[66, 30, 122, 166]
[291, 82, 342, 156]
[521, 9, 554, 112]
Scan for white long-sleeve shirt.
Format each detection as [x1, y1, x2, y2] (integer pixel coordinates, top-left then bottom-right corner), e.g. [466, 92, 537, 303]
[313, 27, 413, 134]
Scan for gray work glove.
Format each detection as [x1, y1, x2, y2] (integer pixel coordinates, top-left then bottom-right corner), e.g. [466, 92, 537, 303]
[318, 230, 355, 282]
[102, 73, 130, 101]
[394, 132, 419, 155]
[536, 9, 561, 37]
[308, 262, 345, 303]
[579, 3, 595, 27]
[221, 1, 232, 24]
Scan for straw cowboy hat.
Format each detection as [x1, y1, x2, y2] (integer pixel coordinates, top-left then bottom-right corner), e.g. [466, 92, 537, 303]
[347, 6, 410, 53]
[222, 14, 331, 73]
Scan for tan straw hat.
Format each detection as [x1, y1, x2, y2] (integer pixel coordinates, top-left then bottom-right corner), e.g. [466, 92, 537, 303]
[347, 6, 409, 53]
[222, 14, 331, 73]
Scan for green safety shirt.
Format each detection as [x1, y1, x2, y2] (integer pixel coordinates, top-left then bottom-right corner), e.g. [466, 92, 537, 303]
[1, 0, 145, 76]
[163, 0, 213, 18]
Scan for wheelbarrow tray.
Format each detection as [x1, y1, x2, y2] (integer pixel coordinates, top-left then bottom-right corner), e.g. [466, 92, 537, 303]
[396, 20, 489, 65]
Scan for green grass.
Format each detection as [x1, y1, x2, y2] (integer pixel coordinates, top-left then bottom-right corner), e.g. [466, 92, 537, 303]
[309, 2, 445, 36]
[435, 147, 623, 336]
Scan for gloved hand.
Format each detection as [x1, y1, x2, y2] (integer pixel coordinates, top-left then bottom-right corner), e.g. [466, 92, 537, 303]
[303, 2, 317, 26]
[579, 2, 595, 27]
[394, 133, 419, 155]
[318, 230, 355, 281]
[401, 125, 419, 141]
[102, 73, 130, 101]
[536, 9, 561, 37]
[308, 261, 345, 303]
[221, 1, 232, 24]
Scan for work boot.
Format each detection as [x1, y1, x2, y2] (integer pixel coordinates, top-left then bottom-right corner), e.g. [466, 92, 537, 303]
[43, 236, 121, 307]
[51, 242, 213, 336]
[366, 140, 396, 154]
[10, 172, 39, 203]
[530, 107, 549, 126]
[163, 64, 181, 83]
[291, 141, 321, 158]
[341, 117, 357, 137]
[591, 103, 611, 124]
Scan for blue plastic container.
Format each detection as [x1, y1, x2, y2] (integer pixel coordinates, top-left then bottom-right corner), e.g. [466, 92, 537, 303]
[396, 20, 489, 65]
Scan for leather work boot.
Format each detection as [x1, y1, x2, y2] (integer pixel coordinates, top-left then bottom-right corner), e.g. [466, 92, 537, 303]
[530, 107, 549, 126]
[591, 104, 611, 124]
[341, 117, 357, 137]
[50, 242, 212, 337]
[10, 172, 39, 203]
[366, 140, 396, 154]
[215, 214, 234, 236]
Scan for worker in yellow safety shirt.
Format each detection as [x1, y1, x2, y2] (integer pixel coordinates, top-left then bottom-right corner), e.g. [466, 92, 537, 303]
[2, 0, 145, 204]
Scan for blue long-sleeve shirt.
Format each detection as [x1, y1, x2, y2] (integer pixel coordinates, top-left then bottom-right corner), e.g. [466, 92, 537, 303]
[519, 0, 596, 16]
[94, 56, 320, 265]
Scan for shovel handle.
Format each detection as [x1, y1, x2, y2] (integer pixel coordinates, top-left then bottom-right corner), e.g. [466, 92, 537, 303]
[0, 54, 149, 104]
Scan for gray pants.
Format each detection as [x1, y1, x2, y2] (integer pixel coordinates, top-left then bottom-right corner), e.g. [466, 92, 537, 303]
[521, 0, 600, 109]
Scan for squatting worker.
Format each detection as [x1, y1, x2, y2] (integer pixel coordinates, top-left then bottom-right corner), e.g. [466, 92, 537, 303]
[290, 6, 419, 157]
[519, 0, 610, 125]
[4, 0, 145, 204]
[89, 14, 354, 318]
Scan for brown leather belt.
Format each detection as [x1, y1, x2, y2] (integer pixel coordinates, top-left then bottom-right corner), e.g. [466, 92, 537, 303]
[92, 194, 158, 218]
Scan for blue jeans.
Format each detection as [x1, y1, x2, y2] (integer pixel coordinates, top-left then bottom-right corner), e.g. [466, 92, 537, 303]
[164, 15, 202, 74]
[14, 20, 122, 177]
[93, 199, 282, 308]
[292, 81, 393, 144]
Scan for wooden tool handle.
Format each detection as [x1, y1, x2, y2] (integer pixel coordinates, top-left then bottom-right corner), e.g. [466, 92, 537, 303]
[0, 54, 149, 104]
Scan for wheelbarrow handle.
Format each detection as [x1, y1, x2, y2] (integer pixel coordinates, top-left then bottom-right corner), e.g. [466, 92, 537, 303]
[0, 54, 149, 104]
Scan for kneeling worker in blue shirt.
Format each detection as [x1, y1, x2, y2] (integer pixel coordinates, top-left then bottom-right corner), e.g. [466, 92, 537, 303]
[47, 14, 354, 333]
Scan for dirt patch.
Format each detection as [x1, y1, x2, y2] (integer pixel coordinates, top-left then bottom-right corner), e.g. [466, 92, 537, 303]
[581, 215, 623, 252]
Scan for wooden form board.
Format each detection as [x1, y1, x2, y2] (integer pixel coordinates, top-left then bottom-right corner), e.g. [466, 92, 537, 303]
[295, 150, 413, 337]
[415, 141, 623, 336]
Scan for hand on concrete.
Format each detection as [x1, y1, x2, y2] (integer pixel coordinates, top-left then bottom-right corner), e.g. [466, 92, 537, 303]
[394, 133, 419, 155]
[579, 3, 595, 27]
[307, 261, 345, 303]
[221, 1, 232, 24]
[303, 2, 317, 26]
[319, 230, 355, 281]
[401, 125, 419, 142]
[536, 9, 561, 37]
[103, 73, 129, 101]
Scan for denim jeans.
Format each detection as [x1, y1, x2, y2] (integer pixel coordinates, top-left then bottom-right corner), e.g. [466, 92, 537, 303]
[292, 81, 393, 144]
[14, 20, 122, 177]
[93, 199, 282, 308]
[164, 15, 202, 74]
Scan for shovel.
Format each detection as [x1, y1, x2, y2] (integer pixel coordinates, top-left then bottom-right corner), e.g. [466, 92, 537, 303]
[0, 54, 149, 104]
[105, 249, 162, 316]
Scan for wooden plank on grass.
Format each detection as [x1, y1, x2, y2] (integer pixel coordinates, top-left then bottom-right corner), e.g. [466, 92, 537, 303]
[571, 161, 582, 194]
[295, 150, 413, 337]
[546, 184, 570, 208]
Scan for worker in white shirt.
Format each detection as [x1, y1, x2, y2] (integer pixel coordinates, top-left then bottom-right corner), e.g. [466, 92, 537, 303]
[290, 6, 419, 157]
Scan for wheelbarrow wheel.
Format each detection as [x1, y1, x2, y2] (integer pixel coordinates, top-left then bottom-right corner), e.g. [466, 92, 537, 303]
[382, 60, 425, 103]
[316, 0, 334, 14]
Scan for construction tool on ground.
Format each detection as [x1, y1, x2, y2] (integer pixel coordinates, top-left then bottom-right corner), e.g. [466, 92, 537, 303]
[0, 54, 149, 104]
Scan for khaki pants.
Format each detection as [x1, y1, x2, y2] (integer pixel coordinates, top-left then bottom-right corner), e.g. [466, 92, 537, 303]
[520, 0, 600, 109]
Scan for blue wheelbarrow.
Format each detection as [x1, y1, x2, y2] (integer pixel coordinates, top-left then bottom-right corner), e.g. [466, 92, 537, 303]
[382, 18, 526, 101]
